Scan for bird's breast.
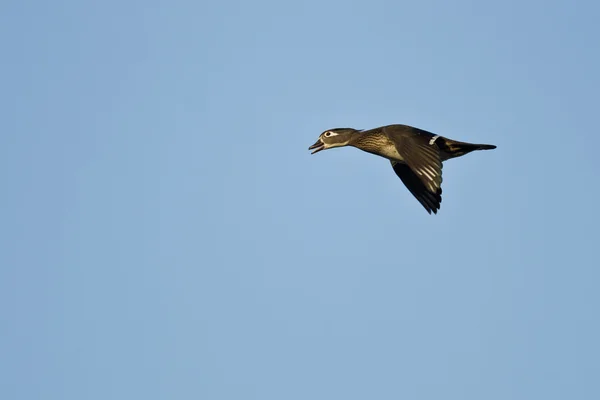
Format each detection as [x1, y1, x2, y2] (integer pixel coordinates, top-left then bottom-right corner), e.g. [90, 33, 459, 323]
[377, 143, 404, 161]
[352, 135, 405, 162]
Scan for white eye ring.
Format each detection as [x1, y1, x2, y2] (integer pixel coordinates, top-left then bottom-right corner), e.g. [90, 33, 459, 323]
[324, 131, 332, 137]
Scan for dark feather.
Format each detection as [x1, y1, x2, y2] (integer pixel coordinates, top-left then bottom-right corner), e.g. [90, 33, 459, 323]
[384, 126, 444, 195]
[391, 162, 442, 214]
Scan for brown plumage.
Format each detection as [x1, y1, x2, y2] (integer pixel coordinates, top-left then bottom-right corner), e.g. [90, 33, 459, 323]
[308, 124, 496, 214]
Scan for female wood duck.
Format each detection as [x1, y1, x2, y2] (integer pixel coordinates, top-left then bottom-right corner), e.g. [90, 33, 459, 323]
[308, 124, 496, 214]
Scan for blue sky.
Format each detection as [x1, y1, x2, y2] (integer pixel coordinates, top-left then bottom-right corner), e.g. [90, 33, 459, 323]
[1, 0, 599, 399]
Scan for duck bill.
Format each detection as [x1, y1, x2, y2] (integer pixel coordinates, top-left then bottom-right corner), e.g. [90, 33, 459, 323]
[308, 139, 325, 154]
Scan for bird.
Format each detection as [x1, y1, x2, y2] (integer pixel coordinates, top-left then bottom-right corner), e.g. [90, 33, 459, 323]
[308, 124, 496, 214]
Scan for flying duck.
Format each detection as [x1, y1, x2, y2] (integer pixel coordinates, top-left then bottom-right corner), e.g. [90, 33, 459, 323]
[308, 124, 496, 214]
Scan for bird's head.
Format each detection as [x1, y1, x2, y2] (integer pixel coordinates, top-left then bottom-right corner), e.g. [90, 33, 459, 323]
[308, 128, 359, 154]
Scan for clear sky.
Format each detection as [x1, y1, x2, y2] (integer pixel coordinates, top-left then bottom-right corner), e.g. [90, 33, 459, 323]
[1, 0, 599, 399]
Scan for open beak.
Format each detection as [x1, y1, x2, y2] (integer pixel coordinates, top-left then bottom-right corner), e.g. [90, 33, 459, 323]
[308, 138, 325, 154]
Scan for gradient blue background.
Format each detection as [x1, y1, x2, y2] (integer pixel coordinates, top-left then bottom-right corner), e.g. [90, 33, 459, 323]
[2, 1, 599, 399]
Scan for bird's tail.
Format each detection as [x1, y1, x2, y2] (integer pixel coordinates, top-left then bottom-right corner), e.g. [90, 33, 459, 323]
[439, 138, 497, 159]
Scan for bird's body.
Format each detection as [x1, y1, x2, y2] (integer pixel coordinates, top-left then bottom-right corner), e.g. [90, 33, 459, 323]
[308, 124, 496, 214]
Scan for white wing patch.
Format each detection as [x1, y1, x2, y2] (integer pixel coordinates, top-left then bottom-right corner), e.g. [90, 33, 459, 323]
[428, 135, 440, 145]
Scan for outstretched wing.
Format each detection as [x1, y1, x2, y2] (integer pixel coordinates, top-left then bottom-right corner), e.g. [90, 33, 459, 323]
[391, 161, 442, 214]
[385, 126, 444, 196]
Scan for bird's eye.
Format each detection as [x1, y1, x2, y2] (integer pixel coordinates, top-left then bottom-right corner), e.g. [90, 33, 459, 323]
[324, 131, 332, 137]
